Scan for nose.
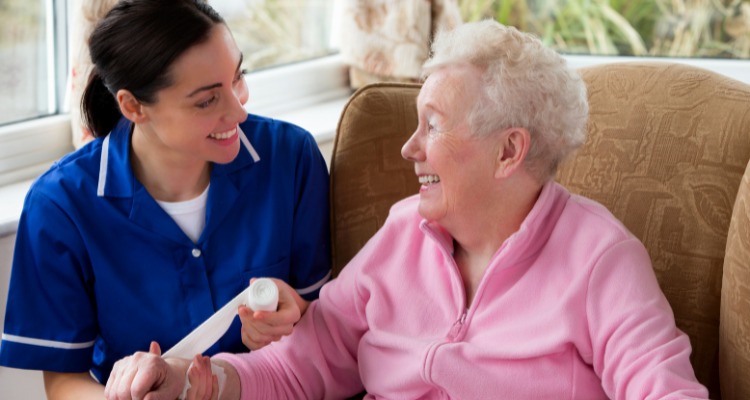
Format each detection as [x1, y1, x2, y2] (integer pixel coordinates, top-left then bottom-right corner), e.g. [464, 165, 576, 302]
[225, 81, 249, 124]
[401, 128, 423, 162]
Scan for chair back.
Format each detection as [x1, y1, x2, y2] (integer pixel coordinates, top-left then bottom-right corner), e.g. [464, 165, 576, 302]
[556, 62, 750, 399]
[330, 83, 422, 276]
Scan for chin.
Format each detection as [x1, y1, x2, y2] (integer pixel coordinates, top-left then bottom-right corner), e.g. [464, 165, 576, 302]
[417, 203, 444, 223]
[213, 146, 241, 164]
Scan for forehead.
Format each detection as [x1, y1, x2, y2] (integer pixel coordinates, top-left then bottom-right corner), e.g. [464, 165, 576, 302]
[167, 25, 240, 89]
[418, 64, 483, 111]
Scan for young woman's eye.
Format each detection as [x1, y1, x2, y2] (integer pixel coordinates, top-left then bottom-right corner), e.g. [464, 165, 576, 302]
[234, 69, 248, 84]
[197, 96, 217, 109]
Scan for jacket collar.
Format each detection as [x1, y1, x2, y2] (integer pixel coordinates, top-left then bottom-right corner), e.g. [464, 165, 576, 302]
[420, 180, 570, 267]
[96, 117, 260, 199]
[94, 117, 261, 245]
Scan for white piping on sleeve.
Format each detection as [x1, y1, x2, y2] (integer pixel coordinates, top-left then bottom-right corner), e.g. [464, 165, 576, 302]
[296, 270, 332, 296]
[2, 333, 95, 350]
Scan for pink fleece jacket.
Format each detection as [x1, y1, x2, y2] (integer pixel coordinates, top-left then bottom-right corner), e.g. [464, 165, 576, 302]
[216, 181, 708, 399]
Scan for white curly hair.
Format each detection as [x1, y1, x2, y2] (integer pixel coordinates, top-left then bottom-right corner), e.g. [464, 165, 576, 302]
[423, 20, 589, 182]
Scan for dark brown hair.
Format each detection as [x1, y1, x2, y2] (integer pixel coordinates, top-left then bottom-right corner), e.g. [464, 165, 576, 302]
[81, 0, 223, 137]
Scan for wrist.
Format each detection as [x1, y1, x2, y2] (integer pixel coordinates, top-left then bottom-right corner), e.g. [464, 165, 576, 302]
[165, 357, 192, 383]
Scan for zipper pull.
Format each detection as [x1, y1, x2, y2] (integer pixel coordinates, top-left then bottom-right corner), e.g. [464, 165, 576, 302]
[447, 309, 468, 340]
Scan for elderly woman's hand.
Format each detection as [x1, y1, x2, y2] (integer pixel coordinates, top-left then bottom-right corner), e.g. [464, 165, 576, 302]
[186, 355, 219, 400]
[104, 341, 190, 400]
[238, 278, 309, 350]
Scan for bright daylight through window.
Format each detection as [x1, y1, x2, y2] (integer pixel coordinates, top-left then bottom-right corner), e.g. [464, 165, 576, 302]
[0, 0, 52, 126]
[458, 0, 750, 58]
[2, 0, 749, 126]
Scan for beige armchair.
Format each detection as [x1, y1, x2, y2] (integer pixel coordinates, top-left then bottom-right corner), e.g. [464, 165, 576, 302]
[329, 62, 750, 399]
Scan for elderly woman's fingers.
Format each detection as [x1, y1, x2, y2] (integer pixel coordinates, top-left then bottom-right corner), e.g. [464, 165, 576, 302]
[211, 374, 219, 400]
[105, 352, 149, 399]
[187, 355, 215, 400]
[105, 342, 165, 400]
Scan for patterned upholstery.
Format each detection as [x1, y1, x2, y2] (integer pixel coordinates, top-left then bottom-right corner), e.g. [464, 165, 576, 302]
[330, 83, 422, 274]
[328, 63, 750, 399]
[721, 161, 750, 400]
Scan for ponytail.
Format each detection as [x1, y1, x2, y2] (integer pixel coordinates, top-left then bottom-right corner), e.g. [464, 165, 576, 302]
[81, 69, 122, 138]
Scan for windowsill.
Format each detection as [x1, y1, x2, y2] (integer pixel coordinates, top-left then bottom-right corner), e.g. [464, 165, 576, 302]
[265, 96, 350, 145]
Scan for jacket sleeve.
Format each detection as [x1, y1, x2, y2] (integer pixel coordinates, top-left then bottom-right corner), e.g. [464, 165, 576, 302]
[0, 188, 96, 372]
[289, 131, 332, 301]
[587, 238, 709, 399]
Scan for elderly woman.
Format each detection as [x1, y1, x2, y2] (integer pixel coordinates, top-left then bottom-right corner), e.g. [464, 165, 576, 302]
[106, 20, 708, 399]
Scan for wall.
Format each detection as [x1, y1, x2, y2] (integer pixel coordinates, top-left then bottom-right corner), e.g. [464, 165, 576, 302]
[0, 233, 46, 400]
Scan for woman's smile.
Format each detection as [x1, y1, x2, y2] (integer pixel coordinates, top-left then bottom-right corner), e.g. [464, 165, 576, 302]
[208, 126, 239, 146]
[418, 174, 441, 191]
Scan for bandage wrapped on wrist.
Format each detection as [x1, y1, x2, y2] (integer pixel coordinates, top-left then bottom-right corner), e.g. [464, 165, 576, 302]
[179, 360, 226, 400]
[168, 278, 279, 399]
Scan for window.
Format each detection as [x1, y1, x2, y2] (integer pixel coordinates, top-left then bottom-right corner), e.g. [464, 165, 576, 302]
[212, 0, 337, 72]
[0, 0, 65, 126]
[458, 0, 750, 59]
[0, 0, 344, 188]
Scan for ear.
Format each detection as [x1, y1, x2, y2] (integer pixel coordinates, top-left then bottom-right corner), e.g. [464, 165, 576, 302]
[116, 89, 148, 123]
[494, 127, 531, 179]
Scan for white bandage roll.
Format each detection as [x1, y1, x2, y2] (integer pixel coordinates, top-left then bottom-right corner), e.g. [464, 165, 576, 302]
[246, 278, 279, 312]
[163, 277, 280, 359]
[167, 277, 280, 399]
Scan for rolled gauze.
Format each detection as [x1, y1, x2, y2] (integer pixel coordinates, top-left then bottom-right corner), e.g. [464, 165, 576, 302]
[163, 277, 279, 359]
[246, 278, 279, 312]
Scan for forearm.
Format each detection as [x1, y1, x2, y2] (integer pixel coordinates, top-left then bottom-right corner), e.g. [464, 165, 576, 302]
[44, 371, 104, 400]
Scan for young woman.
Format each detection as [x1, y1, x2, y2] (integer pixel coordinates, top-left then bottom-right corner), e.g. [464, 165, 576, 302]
[0, 1, 331, 398]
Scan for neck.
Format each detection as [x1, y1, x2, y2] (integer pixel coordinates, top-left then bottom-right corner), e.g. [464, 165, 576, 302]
[452, 175, 544, 261]
[130, 125, 211, 202]
[450, 174, 544, 305]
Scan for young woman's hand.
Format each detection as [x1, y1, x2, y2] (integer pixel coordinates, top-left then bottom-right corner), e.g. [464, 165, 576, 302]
[104, 341, 189, 400]
[238, 278, 309, 350]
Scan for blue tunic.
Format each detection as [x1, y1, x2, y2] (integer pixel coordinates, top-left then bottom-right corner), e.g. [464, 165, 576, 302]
[0, 114, 331, 383]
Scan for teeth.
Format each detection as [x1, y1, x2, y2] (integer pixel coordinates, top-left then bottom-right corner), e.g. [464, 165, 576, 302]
[419, 175, 440, 185]
[209, 128, 236, 140]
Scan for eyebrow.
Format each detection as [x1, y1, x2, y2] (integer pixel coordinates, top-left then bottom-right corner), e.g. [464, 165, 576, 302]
[422, 101, 446, 117]
[186, 53, 244, 98]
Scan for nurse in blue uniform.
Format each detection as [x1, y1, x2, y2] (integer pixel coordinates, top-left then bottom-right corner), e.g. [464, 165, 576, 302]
[0, 0, 331, 398]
